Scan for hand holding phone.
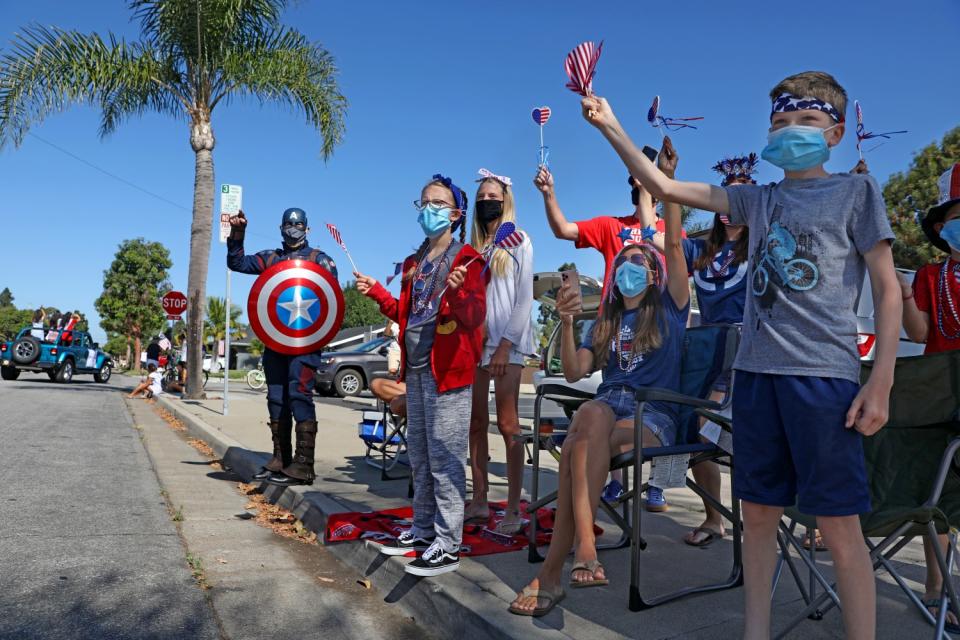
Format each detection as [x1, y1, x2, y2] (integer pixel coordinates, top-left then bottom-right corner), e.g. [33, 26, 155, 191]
[559, 269, 583, 317]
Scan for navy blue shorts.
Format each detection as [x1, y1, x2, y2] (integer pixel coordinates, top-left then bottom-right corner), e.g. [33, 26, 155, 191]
[732, 371, 871, 516]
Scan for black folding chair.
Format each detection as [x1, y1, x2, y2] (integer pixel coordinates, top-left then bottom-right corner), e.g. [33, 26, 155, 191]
[359, 400, 409, 482]
[772, 349, 960, 640]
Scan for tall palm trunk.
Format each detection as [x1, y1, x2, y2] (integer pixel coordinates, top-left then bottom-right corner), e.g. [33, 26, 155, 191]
[133, 335, 142, 372]
[185, 117, 215, 398]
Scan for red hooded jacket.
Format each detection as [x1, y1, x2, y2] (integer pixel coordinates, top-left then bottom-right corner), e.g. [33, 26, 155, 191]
[367, 244, 487, 393]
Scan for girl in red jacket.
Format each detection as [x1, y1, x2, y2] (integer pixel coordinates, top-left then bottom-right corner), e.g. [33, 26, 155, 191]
[355, 174, 487, 577]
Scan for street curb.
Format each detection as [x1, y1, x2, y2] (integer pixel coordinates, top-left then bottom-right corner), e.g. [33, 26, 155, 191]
[153, 396, 624, 640]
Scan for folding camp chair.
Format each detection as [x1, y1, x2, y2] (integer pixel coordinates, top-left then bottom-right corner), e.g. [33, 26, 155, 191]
[358, 399, 409, 482]
[524, 324, 743, 611]
[772, 349, 960, 640]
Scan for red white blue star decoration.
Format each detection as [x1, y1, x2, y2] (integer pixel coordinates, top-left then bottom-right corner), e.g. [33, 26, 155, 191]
[247, 259, 344, 355]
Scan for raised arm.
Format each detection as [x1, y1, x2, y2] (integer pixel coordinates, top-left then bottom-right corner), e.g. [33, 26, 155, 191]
[557, 284, 595, 382]
[898, 271, 929, 343]
[644, 135, 682, 252]
[534, 167, 579, 242]
[581, 97, 729, 215]
[356, 273, 400, 323]
[660, 137, 690, 308]
[226, 211, 267, 274]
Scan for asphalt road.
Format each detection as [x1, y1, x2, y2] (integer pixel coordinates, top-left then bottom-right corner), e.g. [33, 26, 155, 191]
[0, 373, 220, 639]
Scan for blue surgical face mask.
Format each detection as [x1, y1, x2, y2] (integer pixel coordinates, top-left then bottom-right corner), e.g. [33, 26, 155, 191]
[940, 219, 960, 252]
[417, 204, 452, 238]
[615, 261, 650, 298]
[761, 123, 838, 171]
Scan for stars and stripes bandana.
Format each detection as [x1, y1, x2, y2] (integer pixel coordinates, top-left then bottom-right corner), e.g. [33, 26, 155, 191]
[771, 93, 843, 123]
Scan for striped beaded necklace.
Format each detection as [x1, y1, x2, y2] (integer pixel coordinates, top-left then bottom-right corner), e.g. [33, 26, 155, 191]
[936, 259, 960, 340]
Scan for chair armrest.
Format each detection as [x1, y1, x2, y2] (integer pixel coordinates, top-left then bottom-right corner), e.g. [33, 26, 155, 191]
[537, 384, 595, 400]
[634, 386, 723, 411]
[696, 408, 733, 432]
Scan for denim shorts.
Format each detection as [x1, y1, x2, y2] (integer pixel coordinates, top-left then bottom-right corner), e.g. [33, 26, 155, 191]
[594, 386, 678, 446]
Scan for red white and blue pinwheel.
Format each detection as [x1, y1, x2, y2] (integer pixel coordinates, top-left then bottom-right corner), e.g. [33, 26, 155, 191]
[855, 100, 907, 159]
[564, 41, 603, 97]
[647, 95, 704, 138]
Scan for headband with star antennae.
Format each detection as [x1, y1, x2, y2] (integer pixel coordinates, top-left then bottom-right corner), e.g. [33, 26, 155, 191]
[712, 153, 759, 187]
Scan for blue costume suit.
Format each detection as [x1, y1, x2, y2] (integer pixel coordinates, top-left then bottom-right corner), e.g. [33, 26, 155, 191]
[227, 237, 338, 423]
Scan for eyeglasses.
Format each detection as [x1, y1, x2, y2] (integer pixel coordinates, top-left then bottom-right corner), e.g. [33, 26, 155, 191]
[614, 254, 652, 270]
[413, 199, 455, 212]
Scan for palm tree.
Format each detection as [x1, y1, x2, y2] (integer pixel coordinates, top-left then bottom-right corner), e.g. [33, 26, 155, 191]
[203, 295, 244, 351]
[0, 0, 347, 397]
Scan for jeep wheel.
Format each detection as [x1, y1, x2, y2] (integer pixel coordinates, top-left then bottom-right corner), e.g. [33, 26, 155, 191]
[11, 336, 41, 364]
[0, 365, 19, 381]
[94, 364, 112, 383]
[334, 368, 363, 397]
[56, 359, 74, 383]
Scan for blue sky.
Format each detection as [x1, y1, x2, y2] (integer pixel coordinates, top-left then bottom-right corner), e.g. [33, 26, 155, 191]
[2, 0, 958, 342]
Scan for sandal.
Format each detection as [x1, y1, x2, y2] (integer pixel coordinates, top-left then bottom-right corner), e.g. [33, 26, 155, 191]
[508, 585, 565, 617]
[463, 502, 490, 524]
[569, 560, 609, 588]
[494, 511, 527, 536]
[684, 526, 724, 548]
[921, 598, 960, 633]
[801, 529, 828, 552]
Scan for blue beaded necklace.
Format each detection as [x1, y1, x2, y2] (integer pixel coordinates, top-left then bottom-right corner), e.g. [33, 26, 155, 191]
[412, 242, 454, 315]
[935, 259, 960, 340]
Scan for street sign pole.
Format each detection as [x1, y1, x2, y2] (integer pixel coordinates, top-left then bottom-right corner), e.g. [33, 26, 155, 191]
[220, 185, 242, 417]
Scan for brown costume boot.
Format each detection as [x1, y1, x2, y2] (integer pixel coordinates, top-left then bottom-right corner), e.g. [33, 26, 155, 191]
[266, 420, 317, 486]
[252, 417, 293, 480]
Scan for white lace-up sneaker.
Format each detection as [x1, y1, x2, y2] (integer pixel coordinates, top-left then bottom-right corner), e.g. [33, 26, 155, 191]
[404, 540, 460, 576]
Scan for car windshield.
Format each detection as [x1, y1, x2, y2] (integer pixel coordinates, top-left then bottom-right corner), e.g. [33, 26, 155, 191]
[350, 337, 390, 353]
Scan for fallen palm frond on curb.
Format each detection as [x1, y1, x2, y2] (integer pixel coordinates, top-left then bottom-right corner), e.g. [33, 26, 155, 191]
[237, 482, 318, 544]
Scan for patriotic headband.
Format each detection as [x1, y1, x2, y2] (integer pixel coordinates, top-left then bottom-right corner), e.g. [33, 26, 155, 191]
[771, 93, 844, 123]
[712, 153, 760, 187]
[431, 173, 467, 212]
[476, 168, 512, 187]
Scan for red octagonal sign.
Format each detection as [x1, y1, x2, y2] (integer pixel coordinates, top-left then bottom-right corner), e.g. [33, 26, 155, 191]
[162, 291, 188, 317]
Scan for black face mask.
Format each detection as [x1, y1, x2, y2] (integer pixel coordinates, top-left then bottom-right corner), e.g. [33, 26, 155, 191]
[631, 188, 640, 207]
[476, 199, 504, 224]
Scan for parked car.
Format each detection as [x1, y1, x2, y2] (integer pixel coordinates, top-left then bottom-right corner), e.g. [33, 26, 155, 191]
[1, 327, 113, 383]
[314, 336, 392, 397]
[532, 266, 921, 402]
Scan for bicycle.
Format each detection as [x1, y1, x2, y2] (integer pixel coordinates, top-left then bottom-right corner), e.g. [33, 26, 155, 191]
[246, 359, 266, 391]
[751, 251, 818, 296]
[160, 357, 208, 392]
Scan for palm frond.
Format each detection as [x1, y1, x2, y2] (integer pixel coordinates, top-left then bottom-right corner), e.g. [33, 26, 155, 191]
[213, 27, 346, 158]
[0, 25, 184, 146]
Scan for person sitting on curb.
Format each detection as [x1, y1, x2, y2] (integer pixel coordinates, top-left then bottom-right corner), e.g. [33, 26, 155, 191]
[128, 363, 163, 399]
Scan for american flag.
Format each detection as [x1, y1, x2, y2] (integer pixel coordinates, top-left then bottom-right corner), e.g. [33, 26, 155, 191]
[718, 215, 731, 225]
[564, 41, 603, 97]
[326, 223, 346, 250]
[532, 107, 551, 126]
[493, 222, 525, 249]
[385, 262, 403, 285]
[647, 95, 660, 124]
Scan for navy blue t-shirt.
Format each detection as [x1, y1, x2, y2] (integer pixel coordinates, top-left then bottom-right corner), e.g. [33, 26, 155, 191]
[683, 239, 747, 325]
[582, 290, 689, 419]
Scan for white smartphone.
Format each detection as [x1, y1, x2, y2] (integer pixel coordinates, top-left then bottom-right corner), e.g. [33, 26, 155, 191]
[560, 269, 583, 313]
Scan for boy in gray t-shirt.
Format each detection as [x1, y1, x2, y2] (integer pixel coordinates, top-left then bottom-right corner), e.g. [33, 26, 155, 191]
[581, 71, 901, 638]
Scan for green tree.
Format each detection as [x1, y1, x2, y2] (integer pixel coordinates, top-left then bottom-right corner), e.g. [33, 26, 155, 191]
[0, 307, 32, 342]
[342, 281, 385, 329]
[248, 337, 265, 356]
[103, 331, 131, 364]
[537, 262, 577, 350]
[0, 288, 13, 307]
[94, 238, 172, 369]
[0, 0, 347, 397]
[203, 296, 244, 348]
[883, 126, 960, 269]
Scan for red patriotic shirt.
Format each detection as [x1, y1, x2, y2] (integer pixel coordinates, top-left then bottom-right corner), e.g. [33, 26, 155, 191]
[913, 259, 960, 354]
[575, 215, 683, 296]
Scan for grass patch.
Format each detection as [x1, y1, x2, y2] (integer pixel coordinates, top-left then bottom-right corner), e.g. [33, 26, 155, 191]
[172, 505, 184, 522]
[185, 552, 209, 589]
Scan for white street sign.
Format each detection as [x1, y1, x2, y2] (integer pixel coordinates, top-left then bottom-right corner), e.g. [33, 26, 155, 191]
[219, 213, 231, 244]
[219, 184, 242, 244]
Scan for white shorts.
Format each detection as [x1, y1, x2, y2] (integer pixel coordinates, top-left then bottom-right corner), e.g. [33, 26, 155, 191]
[481, 344, 526, 368]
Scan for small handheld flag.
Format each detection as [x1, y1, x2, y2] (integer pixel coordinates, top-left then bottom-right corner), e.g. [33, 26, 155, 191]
[854, 100, 907, 159]
[385, 262, 403, 286]
[647, 95, 704, 138]
[532, 106, 552, 166]
[325, 223, 358, 273]
[564, 41, 603, 97]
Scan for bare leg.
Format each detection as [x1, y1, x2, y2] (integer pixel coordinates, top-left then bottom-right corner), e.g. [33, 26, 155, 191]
[923, 534, 958, 626]
[742, 501, 783, 640]
[370, 378, 407, 405]
[493, 365, 524, 528]
[466, 367, 491, 521]
[686, 390, 726, 544]
[817, 515, 875, 640]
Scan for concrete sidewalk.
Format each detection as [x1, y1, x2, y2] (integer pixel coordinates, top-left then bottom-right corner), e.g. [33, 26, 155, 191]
[153, 385, 943, 640]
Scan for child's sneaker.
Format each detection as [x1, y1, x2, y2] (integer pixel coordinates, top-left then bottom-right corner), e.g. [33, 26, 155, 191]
[601, 479, 625, 503]
[404, 540, 460, 576]
[644, 486, 668, 513]
[379, 530, 435, 556]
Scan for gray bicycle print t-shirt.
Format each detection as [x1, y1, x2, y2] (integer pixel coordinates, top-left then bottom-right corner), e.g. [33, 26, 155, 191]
[725, 173, 894, 383]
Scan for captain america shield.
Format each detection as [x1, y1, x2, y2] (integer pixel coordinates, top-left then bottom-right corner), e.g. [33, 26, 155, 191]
[247, 260, 344, 355]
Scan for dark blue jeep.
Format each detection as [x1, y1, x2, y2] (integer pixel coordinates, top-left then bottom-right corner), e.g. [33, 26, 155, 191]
[1, 327, 113, 383]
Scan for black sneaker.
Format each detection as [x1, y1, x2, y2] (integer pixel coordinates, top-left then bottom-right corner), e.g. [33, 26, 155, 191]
[404, 541, 460, 576]
[379, 530, 435, 557]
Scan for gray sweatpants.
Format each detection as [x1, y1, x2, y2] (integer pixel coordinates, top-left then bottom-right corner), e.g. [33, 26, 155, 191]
[405, 369, 472, 552]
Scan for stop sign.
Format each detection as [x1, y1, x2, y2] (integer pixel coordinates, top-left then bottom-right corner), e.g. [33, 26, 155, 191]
[161, 291, 188, 317]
